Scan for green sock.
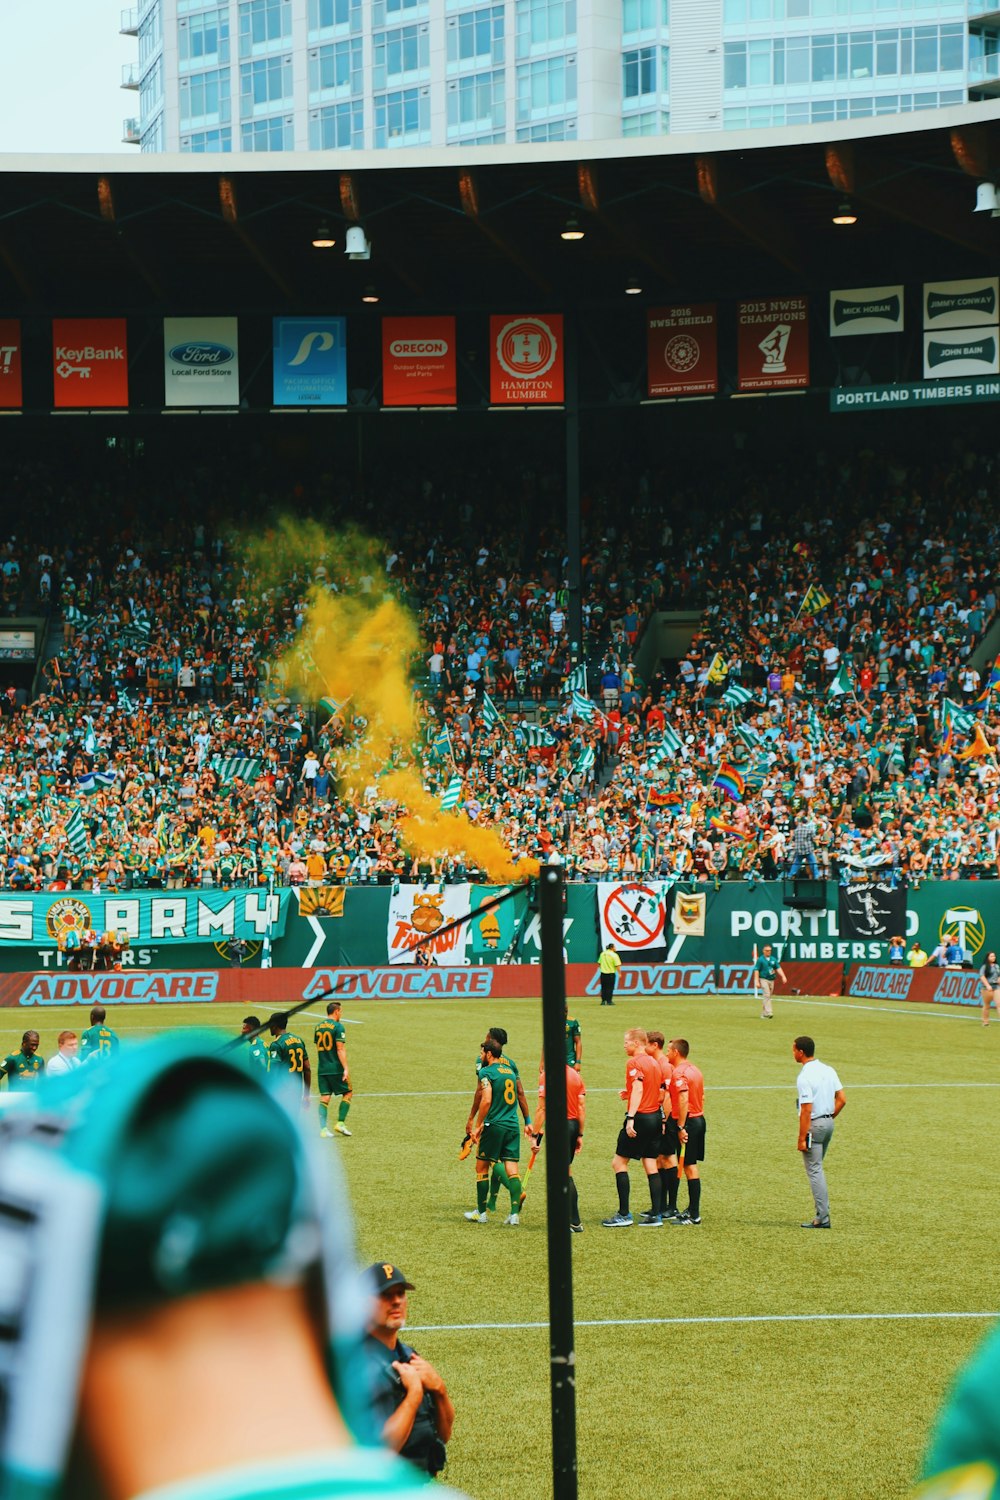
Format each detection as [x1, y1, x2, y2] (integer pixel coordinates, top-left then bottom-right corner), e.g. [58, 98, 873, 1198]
[338, 1099, 351, 1123]
[476, 1178, 489, 1213]
[318, 1101, 328, 1129]
[488, 1165, 503, 1208]
[507, 1176, 523, 1211]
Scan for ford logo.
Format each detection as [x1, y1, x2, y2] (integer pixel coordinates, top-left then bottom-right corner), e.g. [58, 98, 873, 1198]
[169, 342, 235, 366]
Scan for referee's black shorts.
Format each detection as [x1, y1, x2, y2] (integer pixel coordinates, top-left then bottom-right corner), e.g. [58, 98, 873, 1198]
[681, 1115, 707, 1164]
[661, 1115, 680, 1158]
[567, 1118, 581, 1158]
[615, 1111, 662, 1162]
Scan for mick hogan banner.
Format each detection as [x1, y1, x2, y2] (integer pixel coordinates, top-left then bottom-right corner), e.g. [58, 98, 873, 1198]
[0, 890, 290, 948]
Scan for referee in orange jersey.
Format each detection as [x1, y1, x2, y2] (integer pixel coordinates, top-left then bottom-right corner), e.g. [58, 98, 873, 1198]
[664, 1038, 706, 1225]
[533, 1062, 586, 1233]
[603, 1028, 667, 1228]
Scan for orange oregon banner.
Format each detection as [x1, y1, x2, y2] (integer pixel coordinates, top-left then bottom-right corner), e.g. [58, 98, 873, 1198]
[52, 318, 129, 408]
[647, 305, 718, 397]
[381, 316, 456, 406]
[0, 321, 22, 408]
[737, 297, 809, 392]
[490, 315, 564, 404]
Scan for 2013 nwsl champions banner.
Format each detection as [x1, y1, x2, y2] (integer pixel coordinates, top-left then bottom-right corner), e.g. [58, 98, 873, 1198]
[737, 297, 809, 391]
[647, 306, 718, 397]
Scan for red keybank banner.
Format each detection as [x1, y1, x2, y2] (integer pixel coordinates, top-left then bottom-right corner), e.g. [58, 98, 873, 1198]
[52, 318, 129, 408]
[647, 305, 718, 397]
[381, 316, 456, 406]
[490, 315, 564, 404]
[0, 321, 22, 409]
[737, 297, 809, 392]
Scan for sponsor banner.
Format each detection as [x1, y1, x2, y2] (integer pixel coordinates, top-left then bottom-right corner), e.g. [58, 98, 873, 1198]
[598, 882, 671, 956]
[490, 315, 564, 404]
[0, 628, 35, 662]
[737, 297, 809, 391]
[0, 320, 22, 408]
[584, 963, 718, 996]
[717, 963, 756, 994]
[381, 316, 456, 406]
[829, 285, 903, 337]
[272, 317, 346, 406]
[0, 890, 290, 949]
[923, 277, 999, 330]
[164, 317, 239, 407]
[52, 318, 128, 408]
[848, 966, 915, 1000]
[847, 965, 981, 1008]
[923, 329, 999, 379]
[831, 379, 1000, 412]
[838, 882, 907, 942]
[647, 304, 717, 396]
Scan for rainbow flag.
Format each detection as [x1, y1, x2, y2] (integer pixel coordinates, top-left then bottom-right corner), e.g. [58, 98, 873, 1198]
[712, 763, 745, 803]
[648, 788, 683, 807]
[710, 815, 752, 839]
[973, 655, 1000, 707]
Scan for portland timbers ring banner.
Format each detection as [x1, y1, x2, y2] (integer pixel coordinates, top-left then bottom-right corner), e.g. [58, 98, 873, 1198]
[52, 318, 129, 409]
[381, 316, 456, 406]
[647, 305, 717, 396]
[737, 297, 809, 392]
[0, 321, 21, 409]
[164, 317, 240, 407]
[490, 315, 564, 404]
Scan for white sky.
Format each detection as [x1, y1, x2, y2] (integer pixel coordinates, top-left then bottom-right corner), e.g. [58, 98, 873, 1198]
[0, 0, 136, 155]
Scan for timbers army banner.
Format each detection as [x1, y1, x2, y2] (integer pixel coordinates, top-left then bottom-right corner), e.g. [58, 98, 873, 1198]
[737, 297, 809, 391]
[647, 305, 718, 396]
[0, 890, 290, 949]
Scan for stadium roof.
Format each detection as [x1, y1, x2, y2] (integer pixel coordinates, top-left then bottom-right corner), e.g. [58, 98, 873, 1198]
[1, 102, 999, 315]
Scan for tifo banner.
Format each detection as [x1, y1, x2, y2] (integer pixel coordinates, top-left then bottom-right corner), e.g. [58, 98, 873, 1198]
[829, 285, 903, 337]
[0, 320, 22, 408]
[597, 881, 671, 957]
[490, 315, 564, 404]
[647, 305, 718, 396]
[0, 890, 290, 949]
[272, 317, 346, 406]
[52, 318, 128, 409]
[923, 330, 998, 379]
[164, 316, 240, 407]
[381, 316, 456, 406]
[737, 297, 809, 391]
[837, 881, 907, 942]
[387, 883, 474, 966]
[923, 277, 999, 330]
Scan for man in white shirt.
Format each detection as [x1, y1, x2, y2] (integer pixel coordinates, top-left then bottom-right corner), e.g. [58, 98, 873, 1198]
[793, 1035, 846, 1229]
[46, 1030, 81, 1077]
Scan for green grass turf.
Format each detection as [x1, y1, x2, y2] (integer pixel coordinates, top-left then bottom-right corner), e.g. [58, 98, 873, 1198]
[8, 991, 999, 1498]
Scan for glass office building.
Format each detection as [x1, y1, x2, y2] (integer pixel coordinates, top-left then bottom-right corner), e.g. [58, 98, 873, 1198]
[119, 0, 999, 151]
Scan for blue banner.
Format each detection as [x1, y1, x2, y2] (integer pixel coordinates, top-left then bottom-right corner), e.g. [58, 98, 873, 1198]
[272, 317, 347, 406]
[0, 889, 291, 949]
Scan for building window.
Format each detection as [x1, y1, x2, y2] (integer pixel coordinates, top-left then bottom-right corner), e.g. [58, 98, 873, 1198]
[372, 0, 424, 23]
[515, 118, 576, 140]
[447, 6, 505, 69]
[309, 100, 364, 147]
[373, 25, 430, 89]
[622, 0, 667, 34]
[240, 55, 293, 113]
[446, 68, 505, 132]
[516, 0, 576, 58]
[138, 6, 162, 67]
[308, 0, 361, 30]
[309, 39, 363, 95]
[241, 114, 294, 149]
[622, 108, 668, 135]
[238, 0, 292, 57]
[140, 113, 165, 151]
[623, 46, 656, 97]
[723, 42, 746, 89]
[181, 126, 233, 150]
[179, 67, 231, 124]
[516, 54, 577, 117]
[373, 86, 430, 146]
[179, 8, 230, 69]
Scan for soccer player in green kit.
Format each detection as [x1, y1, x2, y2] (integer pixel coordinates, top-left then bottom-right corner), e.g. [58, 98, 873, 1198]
[315, 998, 353, 1138]
[565, 1004, 582, 1068]
[240, 1015, 271, 1072]
[2, 1030, 44, 1089]
[471, 1027, 531, 1213]
[464, 1037, 523, 1226]
[267, 1011, 311, 1105]
[79, 1006, 120, 1064]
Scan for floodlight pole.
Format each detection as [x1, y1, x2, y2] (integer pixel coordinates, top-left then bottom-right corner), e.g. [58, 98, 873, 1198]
[539, 860, 578, 1500]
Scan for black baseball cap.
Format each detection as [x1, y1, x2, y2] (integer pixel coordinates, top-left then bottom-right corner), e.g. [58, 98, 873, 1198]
[367, 1262, 415, 1294]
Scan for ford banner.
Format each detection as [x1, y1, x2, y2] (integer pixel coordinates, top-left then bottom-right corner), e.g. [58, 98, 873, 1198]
[164, 317, 240, 407]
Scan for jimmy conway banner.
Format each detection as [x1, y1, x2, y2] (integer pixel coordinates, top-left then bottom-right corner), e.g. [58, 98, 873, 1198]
[164, 317, 240, 407]
[382, 317, 456, 406]
[0, 890, 290, 948]
[923, 278, 999, 330]
[647, 305, 718, 396]
[52, 319, 129, 409]
[0, 321, 22, 409]
[737, 297, 809, 391]
[272, 318, 346, 406]
[490, 315, 564, 404]
[829, 286, 903, 337]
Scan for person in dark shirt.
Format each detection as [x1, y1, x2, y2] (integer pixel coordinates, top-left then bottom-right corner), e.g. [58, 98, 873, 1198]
[364, 1263, 455, 1477]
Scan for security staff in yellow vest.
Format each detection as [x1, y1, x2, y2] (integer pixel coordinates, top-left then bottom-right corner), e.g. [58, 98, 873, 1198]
[598, 943, 622, 1005]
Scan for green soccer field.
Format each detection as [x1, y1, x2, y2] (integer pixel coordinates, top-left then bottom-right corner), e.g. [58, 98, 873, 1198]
[9, 991, 998, 1499]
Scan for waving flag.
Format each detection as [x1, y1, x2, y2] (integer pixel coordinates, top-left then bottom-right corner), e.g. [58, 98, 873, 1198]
[647, 724, 683, 765]
[957, 724, 994, 762]
[722, 684, 753, 709]
[574, 747, 596, 777]
[827, 665, 852, 698]
[940, 699, 976, 749]
[480, 692, 503, 729]
[75, 771, 118, 794]
[564, 664, 587, 694]
[64, 806, 89, 856]
[801, 583, 831, 616]
[518, 722, 557, 748]
[706, 653, 728, 684]
[440, 774, 463, 811]
[710, 815, 752, 839]
[571, 690, 597, 721]
[734, 723, 762, 751]
[973, 655, 1000, 707]
[210, 756, 262, 784]
[712, 763, 745, 803]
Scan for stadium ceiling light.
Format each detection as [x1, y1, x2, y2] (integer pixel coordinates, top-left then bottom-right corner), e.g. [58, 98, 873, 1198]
[560, 217, 585, 241]
[974, 181, 998, 214]
[311, 224, 336, 249]
[361, 285, 379, 304]
[345, 224, 371, 259]
[832, 201, 858, 226]
[624, 275, 642, 295]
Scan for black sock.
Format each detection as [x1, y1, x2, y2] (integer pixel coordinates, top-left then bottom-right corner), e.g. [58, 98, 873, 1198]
[659, 1168, 672, 1210]
[569, 1177, 580, 1224]
[688, 1178, 702, 1219]
[648, 1173, 663, 1216]
[664, 1166, 679, 1211]
[615, 1170, 630, 1215]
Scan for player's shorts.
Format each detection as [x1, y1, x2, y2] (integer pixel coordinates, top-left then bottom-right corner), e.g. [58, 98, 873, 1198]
[478, 1122, 520, 1165]
[318, 1071, 350, 1098]
[567, 1119, 581, 1157]
[681, 1115, 707, 1164]
[661, 1115, 680, 1158]
[615, 1110, 662, 1162]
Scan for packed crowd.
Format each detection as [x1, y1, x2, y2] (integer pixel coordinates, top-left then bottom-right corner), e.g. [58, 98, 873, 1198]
[1, 435, 999, 890]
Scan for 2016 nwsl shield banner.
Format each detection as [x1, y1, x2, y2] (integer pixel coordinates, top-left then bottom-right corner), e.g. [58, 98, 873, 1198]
[490, 316, 564, 404]
[737, 298, 809, 391]
[647, 306, 717, 396]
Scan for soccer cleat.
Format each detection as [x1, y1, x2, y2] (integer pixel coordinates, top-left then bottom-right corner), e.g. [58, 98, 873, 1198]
[457, 1134, 473, 1160]
[662, 1208, 682, 1222]
[320, 1128, 334, 1138]
[801, 1219, 831, 1229]
[504, 1213, 520, 1226]
[334, 1123, 352, 1137]
[638, 1214, 663, 1227]
[570, 1222, 584, 1234]
[464, 1210, 488, 1223]
[601, 1212, 633, 1228]
[669, 1211, 699, 1225]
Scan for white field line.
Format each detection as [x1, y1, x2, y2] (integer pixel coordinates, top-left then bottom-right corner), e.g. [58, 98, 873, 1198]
[407, 1310, 1000, 1334]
